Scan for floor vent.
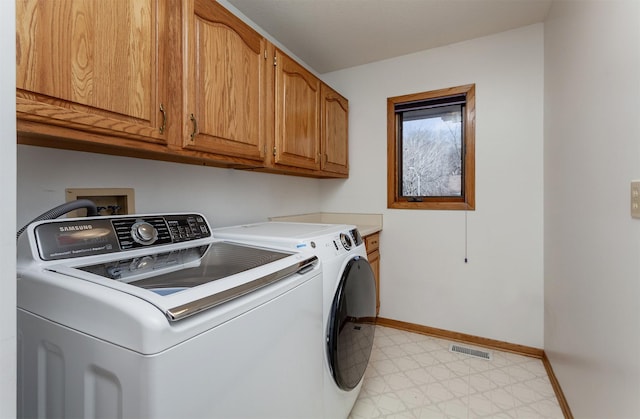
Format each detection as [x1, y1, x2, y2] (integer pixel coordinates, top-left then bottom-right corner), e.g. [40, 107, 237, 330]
[449, 344, 492, 360]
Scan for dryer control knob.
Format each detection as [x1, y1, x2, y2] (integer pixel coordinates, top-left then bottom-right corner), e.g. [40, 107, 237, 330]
[340, 233, 352, 251]
[131, 221, 158, 245]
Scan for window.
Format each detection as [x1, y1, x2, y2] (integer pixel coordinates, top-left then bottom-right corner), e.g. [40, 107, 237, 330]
[387, 84, 475, 210]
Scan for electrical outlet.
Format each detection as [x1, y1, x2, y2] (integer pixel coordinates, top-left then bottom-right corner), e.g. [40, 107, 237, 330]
[66, 188, 135, 217]
[632, 181, 640, 219]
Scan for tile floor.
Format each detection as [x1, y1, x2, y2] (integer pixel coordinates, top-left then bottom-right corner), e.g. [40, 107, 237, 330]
[349, 326, 564, 419]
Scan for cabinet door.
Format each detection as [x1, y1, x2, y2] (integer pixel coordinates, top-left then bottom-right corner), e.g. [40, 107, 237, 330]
[16, 0, 168, 144]
[368, 249, 381, 316]
[321, 84, 349, 175]
[365, 233, 381, 316]
[274, 50, 321, 170]
[183, 0, 267, 162]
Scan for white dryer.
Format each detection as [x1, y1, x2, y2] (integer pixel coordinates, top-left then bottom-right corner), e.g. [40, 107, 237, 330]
[213, 222, 377, 419]
[17, 213, 324, 419]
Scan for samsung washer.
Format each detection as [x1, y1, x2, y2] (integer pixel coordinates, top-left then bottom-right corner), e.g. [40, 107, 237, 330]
[17, 213, 324, 419]
[213, 221, 377, 418]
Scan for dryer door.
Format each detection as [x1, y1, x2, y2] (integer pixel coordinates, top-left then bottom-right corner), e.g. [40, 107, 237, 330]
[327, 255, 376, 390]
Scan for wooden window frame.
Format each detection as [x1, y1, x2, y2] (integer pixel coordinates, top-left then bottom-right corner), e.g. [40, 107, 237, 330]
[387, 84, 475, 210]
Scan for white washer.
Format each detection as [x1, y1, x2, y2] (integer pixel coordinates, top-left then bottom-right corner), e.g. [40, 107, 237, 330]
[213, 222, 377, 419]
[17, 213, 324, 419]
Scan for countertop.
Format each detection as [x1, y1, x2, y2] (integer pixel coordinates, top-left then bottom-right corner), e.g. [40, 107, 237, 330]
[269, 212, 382, 237]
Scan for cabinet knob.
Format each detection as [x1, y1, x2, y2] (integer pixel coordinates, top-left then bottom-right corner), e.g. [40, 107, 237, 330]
[159, 104, 167, 134]
[189, 114, 198, 141]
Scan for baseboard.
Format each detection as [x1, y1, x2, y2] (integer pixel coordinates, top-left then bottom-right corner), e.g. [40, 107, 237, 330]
[542, 352, 574, 419]
[376, 317, 544, 358]
[375, 317, 573, 419]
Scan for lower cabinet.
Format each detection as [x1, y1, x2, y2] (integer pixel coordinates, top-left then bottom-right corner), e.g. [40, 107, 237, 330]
[364, 232, 381, 316]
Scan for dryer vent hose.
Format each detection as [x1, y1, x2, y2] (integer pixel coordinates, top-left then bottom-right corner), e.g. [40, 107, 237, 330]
[16, 199, 98, 240]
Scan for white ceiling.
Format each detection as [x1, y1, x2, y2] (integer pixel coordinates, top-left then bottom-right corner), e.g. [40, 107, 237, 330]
[226, 0, 553, 74]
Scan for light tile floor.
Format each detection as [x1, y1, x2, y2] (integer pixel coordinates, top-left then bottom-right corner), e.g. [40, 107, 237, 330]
[349, 326, 564, 419]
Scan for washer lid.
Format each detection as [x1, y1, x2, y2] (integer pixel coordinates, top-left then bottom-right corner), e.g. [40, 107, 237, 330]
[48, 242, 318, 321]
[78, 242, 291, 289]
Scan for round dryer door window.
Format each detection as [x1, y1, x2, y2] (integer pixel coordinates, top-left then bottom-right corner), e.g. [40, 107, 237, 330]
[327, 256, 377, 390]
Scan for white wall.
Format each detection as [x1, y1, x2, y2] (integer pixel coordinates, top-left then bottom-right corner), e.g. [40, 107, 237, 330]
[544, 1, 640, 417]
[17, 146, 322, 229]
[322, 24, 545, 348]
[0, 1, 16, 418]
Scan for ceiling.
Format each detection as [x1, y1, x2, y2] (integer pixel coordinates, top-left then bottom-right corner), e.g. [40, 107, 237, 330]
[225, 0, 553, 74]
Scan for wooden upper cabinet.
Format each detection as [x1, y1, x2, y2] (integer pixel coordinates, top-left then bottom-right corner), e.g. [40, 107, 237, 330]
[16, 0, 348, 177]
[273, 49, 321, 171]
[321, 84, 349, 175]
[183, 0, 267, 162]
[16, 0, 169, 145]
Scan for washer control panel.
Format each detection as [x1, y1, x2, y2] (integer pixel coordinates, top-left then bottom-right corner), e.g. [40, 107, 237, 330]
[34, 213, 211, 261]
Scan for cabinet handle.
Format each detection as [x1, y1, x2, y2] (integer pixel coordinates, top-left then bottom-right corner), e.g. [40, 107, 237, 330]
[159, 104, 167, 134]
[189, 114, 198, 141]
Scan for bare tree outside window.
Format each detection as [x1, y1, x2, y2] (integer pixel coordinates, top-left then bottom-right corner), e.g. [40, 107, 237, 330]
[387, 84, 475, 210]
[401, 105, 462, 197]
